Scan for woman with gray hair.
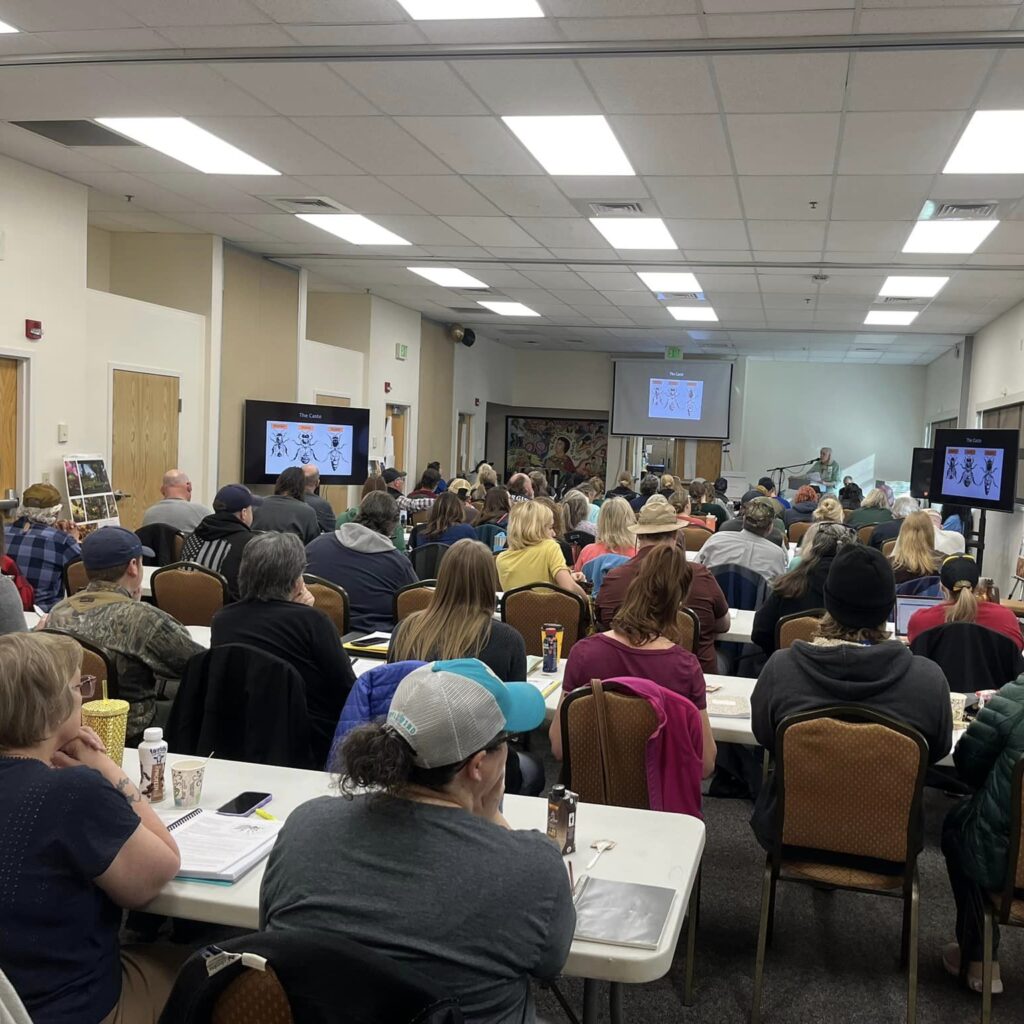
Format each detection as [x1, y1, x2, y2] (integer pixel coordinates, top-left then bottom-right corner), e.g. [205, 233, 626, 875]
[870, 493, 919, 550]
[848, 486, 896, 529]
[561, 490, 596, 538]
[212, 531, 355, 765]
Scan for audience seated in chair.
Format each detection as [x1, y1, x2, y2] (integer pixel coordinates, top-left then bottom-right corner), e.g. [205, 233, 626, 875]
[605, 470, 638, 504]
[211, 532, 354, 766]
[259, 659, 574, 1024]
[629, 473, 660, 512]
[870, 493, 918, 550]
[306, 490, 417, 633]
[445, 477, 478, 524]
[336, 476, 407, 551]
[697, 500, 789, 581]
[596, 498, 729, 678]
[756, 476, 790, 511]
[0, 524, 35, 614]
[719, 492, 786, 547]
[889, 510, 944, 584]
[0, 632, 183, 1024]
[527, 469, 549, 499]
[782, 485, 819, 530]
[0, 574, 26, 637]
[475, 484, 511, 530]
[561, 489, 596, 539]
[847, 486, 895, 529]
[752, 522, 856, 656]
[252, 467, 320, 544]
[411, 491, 476, 549]
[179, 484, 260, 600]
[923, 507, 967, 556]
[140, 468, 211, 534]
[749, 544, 952, 851]
[690, 480, 726, 530]
[301, 465, 335, 535]
[668, 488, 715, 529]
[48, 526, 201, 744]
[507, 472, 534, 504]
[573, 496, 636, 571]
[496, 502, 587, 597]
[408, 466, 442, 503]
[470, 462, 498, 502]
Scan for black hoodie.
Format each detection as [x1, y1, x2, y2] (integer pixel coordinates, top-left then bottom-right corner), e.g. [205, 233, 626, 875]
[749, 639, 952, 850]
[179, 511, 255, 600]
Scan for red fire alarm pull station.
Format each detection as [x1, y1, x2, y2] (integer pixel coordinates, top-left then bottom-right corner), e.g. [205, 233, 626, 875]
[25, 320, 42, 341]
[384, 381, 392, 394]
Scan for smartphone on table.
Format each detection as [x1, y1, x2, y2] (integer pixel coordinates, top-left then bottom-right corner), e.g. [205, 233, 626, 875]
[216, 792, 272, 817]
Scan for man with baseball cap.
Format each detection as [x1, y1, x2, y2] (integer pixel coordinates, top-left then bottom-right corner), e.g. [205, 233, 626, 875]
[3, 482, 81, 610]
[180, 484, 262, 600]
[696, 498, 789, 581]
[48, 526, 202, 741]
[384, 467, 434, 514]
[261, 658, 574, 1024]
[716, 492, 786, 547]
[749, 544, 952, 849]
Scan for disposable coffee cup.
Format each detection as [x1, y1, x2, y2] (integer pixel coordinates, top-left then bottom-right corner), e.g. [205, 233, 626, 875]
[171, 759, 207, 808]
[950, 692, 967, 725]
[81, 699, 130, 767]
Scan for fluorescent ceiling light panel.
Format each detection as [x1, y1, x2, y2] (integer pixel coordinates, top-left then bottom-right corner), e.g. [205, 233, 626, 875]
[0, 18, 18, 32]
[878, 275, 948, 298]
[637, 271, 702, 293]
[503, 116, 634, 176]
[944, 110, 1024, 174]
[590, 218, 677, 250]
[901, 220, 998, 254]
[95, 118, 278, 175]
[297, 214, 411, 245]
[668, 306, 718, 322]
[478, 301, 540, 317]
[864, 310, 918, 326]
[396, 0, 543, 17]
[408, 267, 488, 288]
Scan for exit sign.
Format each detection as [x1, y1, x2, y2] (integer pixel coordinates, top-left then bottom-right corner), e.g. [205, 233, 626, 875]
[665, 346, 681, 360]
[395, 343, 408, 361]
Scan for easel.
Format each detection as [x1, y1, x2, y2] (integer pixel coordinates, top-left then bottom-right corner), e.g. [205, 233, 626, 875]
[965, 508, 987, 574]
[1008, 536, 1024, 600]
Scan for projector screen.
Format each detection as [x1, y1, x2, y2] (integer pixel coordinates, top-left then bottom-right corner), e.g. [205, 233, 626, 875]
[611, 360, 733, 438]
[928, 428, 1020, 513]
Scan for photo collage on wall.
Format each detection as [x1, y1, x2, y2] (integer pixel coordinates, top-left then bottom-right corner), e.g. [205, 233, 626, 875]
[63, 456, 119, 528]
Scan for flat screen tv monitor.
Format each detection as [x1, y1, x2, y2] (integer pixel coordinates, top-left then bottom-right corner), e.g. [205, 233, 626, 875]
[928, 428, 1020, 513]
[611, 360, 732, 438]
[910, 447, 933, 500]
[243, 400, 370, 486]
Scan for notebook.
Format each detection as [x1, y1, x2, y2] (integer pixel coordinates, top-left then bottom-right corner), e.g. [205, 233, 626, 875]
[572, 876, 675, 949]
[343, 631, 392, 656]
[157, 808, 283, 883]
[707, 693, 751, 718]
[525, 655, 562, 698]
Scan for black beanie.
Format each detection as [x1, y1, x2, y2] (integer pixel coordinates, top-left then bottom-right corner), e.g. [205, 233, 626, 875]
[823, 544, 896, 629]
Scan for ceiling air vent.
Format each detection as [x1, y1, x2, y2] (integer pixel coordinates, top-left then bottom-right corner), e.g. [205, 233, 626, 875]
[11, 120, 139, 146]
[258, 195, 350, 215]
[881, 296, 926, 305]
[449, 306, 493, 315]
[921, 199, 1000, 221]
[661, 291, 702, 300]
[587, 201, 646, 217]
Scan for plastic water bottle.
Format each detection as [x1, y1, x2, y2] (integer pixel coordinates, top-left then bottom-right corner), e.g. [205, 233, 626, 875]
[138, 727, 168, 803]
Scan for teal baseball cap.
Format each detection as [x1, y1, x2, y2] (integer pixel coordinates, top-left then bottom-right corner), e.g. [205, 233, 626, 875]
[386, 658, 545, 768]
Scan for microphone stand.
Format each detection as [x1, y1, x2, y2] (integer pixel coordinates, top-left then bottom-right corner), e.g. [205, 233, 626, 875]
[765, 459, 815, 495]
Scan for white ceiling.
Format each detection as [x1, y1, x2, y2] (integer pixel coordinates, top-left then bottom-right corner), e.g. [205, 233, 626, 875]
[2, 1, 1024, 362]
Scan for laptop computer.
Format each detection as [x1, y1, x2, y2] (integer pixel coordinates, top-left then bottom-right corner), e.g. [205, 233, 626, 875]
[894, 595, 944, 637]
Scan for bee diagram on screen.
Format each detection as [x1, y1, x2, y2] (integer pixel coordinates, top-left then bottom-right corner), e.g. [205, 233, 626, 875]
[648, 377, 704, 421]
[942, 447, 1003, 502]
[265, 421, 352, 477]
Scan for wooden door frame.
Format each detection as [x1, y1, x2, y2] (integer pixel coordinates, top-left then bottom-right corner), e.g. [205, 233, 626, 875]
[0, 349, 32, 497]
[455, 410, 473, 477]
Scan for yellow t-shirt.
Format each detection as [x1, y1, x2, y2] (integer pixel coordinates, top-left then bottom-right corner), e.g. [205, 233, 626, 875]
[497, 539, 567, 592]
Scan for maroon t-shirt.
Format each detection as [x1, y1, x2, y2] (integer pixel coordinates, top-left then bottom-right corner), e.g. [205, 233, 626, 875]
[907, 600, 1024, 651]
[562, 632, 706, 710]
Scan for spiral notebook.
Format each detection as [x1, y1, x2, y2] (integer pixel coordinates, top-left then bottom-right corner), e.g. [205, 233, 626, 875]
[157, 808, 283, 883]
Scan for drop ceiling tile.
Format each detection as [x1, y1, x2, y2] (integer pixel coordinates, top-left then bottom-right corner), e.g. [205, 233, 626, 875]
[747, 220, 826, 250]
[696, 272, 760, 293]
[248, 0, 406, 22]
[417, 19, 564, 43]
[419, 245, 490, 258]
[713, 53, 848, 113]
[605, 291, 661, 307]
[86, 147, 198, 174]
[857, 6, 1016, 32]
[727, 114, 840, 175]
[396, 117, 542, 175]
[521, 270, 590, 290]
[78, 171, 208, 212]
[809, 273, 885, 295]
[438, 216, 542, 247]
[225, 213, 343, 244]
[511, 217, 606, 247]
[824, 220, 909, 252]
[558, 16, 703, 40]
[362, 215, 473, 246]
[105, 65, 276, 117]
[609, 116, 733, 175]
[846, 51, 994, 112]
[838, 111, 967, 174]
[449, 59, 601, 115]
[546, 0, 698, 13]
[978, 50, 1024, 107]
[89, 209, 202, 232]
[292, 116, 450, 174]
[684, 249, 755, 261]
[738, 176, 831, 219]
[463, 176, 579, 217]
[486, 246, 556, 259]
[0, 122, 118, 178]
[830, 175, 932, 219]
[1, 0, 140, 29]
[555, 177, 652, 200]
[335, 63, 488, 116]
[757, 273, 822, 293]
[579, 56, 717, 114]
[155, 23, 298, 45]
[292, 176, 428, 216]
[931, 175, 1024, 201]
[547, 246, 619, 259]
[576, 270, 647, 291]
[156, 210, 281, 242]
[0, 66, 174, 119]
[978, 221, 1024, 255]
[381, 175, 501, 216]
[666, 219, 750, 248]
[119, 0, 270, 26]
[140, 174, 273, 213]
[645, 177, 742, 218]
[563, 292, 615, 308]
[29, 27, 173, 49]
[213, 64, 380, 117]
[704, 10, 854, 35]
[283, 24, 425, 44]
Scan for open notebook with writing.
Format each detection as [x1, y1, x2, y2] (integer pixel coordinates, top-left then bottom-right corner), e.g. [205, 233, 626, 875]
[157, 809, 283, 883]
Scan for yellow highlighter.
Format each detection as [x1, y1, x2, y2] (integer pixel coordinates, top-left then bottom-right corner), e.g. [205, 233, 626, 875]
[254, 808, 277, 821]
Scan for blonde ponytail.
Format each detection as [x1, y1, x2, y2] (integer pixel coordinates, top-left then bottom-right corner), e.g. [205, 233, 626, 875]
[945, 583, 979, 624]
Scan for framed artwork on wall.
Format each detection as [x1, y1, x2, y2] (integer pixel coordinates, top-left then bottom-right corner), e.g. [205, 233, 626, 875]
[504, 416, 609, 480]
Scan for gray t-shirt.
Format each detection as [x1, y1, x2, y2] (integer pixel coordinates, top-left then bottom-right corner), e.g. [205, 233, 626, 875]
[0, 575, 26, 636]
[260, 795, 575, 1024]
[141, 497, 212, 533]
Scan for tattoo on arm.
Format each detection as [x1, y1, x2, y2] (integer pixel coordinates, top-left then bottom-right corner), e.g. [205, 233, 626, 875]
[114, 775, 141, 805]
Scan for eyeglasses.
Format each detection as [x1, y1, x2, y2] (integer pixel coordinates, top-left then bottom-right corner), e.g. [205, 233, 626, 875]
[72, 675, 96, 699]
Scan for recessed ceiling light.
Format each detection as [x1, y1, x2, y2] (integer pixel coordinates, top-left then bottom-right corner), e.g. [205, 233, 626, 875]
[901, 220, 998, 254]
[865, 310, 918, 326]
[396, 0, 543, 18]
[0, 18, 18, 32]
[668, 306, 718, 322]
[297, 214, 411, 245]
[478, 300, 540, 317]
[637, 271, 702, 293]
[502, 116, 634, 176]
[944, 110, 1024, 174]
[590, 218, 677, 250]
[94, 117, 278, 175]
[407, 267, 488, 288]
[878, 275, 948, 298]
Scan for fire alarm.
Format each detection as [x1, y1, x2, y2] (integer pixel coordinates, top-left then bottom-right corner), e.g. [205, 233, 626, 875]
[474, 397, 480, 407]
[25, 320, 42, 341]
[384, 381, 392, 394]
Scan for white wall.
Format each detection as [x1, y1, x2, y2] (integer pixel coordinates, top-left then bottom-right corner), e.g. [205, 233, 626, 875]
[451, 334, 514, 470]
[366, 296, 421, 467]
[924, 346, 964, 427]
[297, 338, 365, 408]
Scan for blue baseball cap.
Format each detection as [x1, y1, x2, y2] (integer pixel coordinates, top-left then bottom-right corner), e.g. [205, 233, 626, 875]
[81, 526, 154, 570]
[387, 658, 545, 768]
[213, 484, 262, 513]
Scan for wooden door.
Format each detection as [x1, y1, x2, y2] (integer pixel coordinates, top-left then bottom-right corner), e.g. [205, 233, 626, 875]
[695, 440, 722, 482]
[111, 370, 180, 531]
[457, 413, 472, 476]
[386, 404, 407, 472]
[0, 358, 17, 500]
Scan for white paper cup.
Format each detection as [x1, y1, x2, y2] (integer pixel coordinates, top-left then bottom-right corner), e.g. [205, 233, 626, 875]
[171, 759, 206, 808]
[950, 692, 967, 725]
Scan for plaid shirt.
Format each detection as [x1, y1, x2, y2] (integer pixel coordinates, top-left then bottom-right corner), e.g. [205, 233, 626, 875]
[3, 520, 80, 611]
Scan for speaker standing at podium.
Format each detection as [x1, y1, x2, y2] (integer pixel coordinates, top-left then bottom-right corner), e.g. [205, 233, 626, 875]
[809, 447, 841, 493]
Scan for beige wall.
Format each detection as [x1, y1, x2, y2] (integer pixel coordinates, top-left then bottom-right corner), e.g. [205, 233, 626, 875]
[219, 246, 300, 481]
[306, 292, 370, 354]
[86, 226, 111, 291]
[417, 318, 455, 475]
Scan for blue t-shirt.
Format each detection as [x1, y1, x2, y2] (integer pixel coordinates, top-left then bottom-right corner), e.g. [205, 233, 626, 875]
[412, 523, 476, 549]
[0, 758, 140, 1024]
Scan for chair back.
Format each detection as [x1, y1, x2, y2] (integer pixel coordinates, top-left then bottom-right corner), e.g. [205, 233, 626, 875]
[42, 628, 120, 700]
[682, 526, 714, 551]
[776, 609, 826, 650]
[774, 706, 927, 868]
[135, 523, 185, 567]
[151, 561, 229, 626]
[394, 580, 437, 622]
[212, 968, 293, 1024]
[410, 508, 432, 527]
[581, 552, 629, 596]
[882, 539, 897, 557]
[302, 574, 350, 636]
[64, 558, 88, 596]
[410, 543, 449, 581]
[895, 575, 941, 598]
[856, 525, 877, 546]
[909, 621, 1024, 694]
[501, 583, 588, 657]
[560, 680, 658, 808]
[709, 563, 768, 611]
[671, 606, 701, 654]
[475, 523, 507, 553]
[788, 521, 811, 546]
[565, 529, 593, 562]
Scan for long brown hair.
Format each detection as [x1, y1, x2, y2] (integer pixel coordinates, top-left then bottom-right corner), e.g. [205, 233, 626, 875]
[611, 544, 692, 646]
[361, 476, 386, 498]
[390, 539, 497, 662]
[890, 510, 937, 577]
[423, 491, 465, 539]
[476, 485, 510, 526]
